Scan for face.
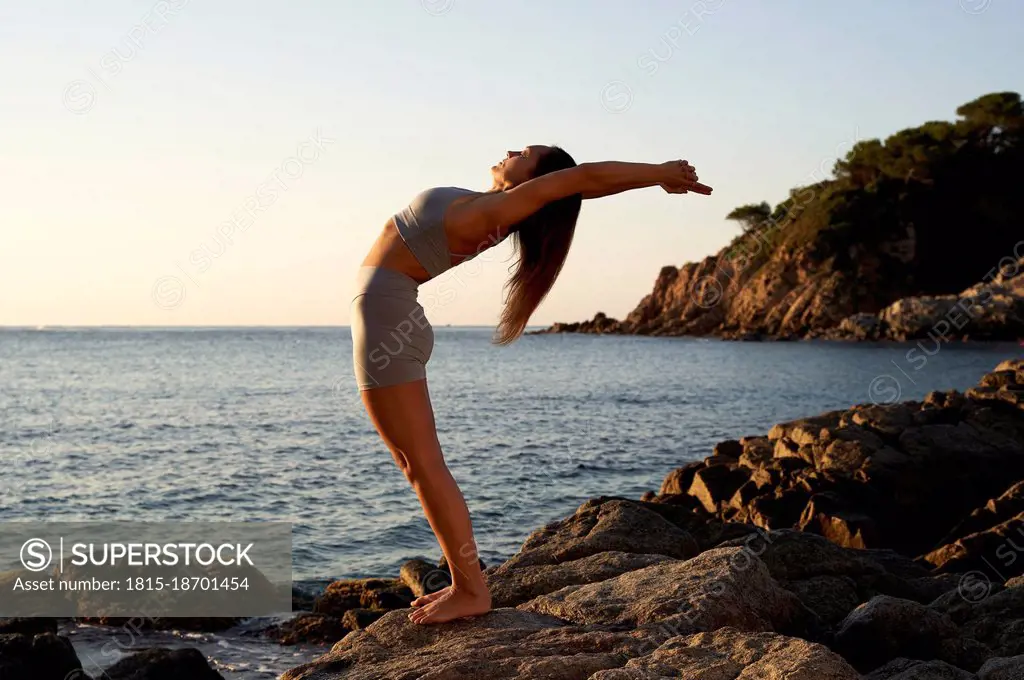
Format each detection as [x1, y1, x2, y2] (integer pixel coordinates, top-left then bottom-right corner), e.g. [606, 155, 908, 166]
[491, 145, 549, 188]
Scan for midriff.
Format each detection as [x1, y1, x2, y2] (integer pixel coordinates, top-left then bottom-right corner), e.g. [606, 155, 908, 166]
[361, 218, 433, 284]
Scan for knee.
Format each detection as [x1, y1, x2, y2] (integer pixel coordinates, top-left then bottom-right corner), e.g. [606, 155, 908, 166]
[390, 450, 412, 478]
[401, 453, 447, 485]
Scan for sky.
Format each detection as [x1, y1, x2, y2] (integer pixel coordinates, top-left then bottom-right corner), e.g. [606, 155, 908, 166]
[1, 0, 1021, 327]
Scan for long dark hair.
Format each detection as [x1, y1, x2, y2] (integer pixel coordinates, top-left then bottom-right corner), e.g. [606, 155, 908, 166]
[493, 145, 582, 345]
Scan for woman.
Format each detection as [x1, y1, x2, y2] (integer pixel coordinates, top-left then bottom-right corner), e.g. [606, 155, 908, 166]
[350, 145, 711, 625]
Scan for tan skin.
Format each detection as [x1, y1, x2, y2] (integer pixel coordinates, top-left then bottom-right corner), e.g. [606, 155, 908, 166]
[358, 146, 711, 625]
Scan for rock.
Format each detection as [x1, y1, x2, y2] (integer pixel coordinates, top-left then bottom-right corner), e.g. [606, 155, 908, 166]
[739, 436, 775, 469]
[771, 413, 843, 444]
[836, 312, 883, 340]
[924, 512, 1024, 580]
[878, 295, 959, 339]
[292, 585, 321, 612]
[786, 575, 863, 626]
[340, 609, 385, 631]
[727, 479, 763, 513]
[314, 578, 415, 615]
[978, 655, 1024, 679]
[518, 547, 810, 637]
[589, 628, 860, 679]
[714, 529, 944, 622]
[487, 551, 674, 608]
[934, 579, 1024, 659]
[937, 481, 1024, 547]
[746, 486, 811, 530]
[995, 359, 1024, 375]
[658, 461, 703, 496]
[644, 362, 1024, 561]
[641, 500, 762, 552]
[282, 612, 855, 680]
[715, 529, 885, 583]
[798, 492, 878, 548]
[484, 499, 699, 572]
[813, 425, 885, 474]
[864, 657, 977, 679]
[980, 371, 1021, 389]
[101, 647, 224, 679]
[0, 618, 58, 636]
[0, 632, 87, 680]
[281, 608, 638, 680]
[688, 465, 750, 513]
[260, 613, 351, 645]
[712, 439, 743, 459]
[832, 595, 987, 673]
[399, 558, 451, 598]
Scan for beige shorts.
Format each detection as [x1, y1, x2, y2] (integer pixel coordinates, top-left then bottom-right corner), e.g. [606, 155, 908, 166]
[350, 266, 434, 390]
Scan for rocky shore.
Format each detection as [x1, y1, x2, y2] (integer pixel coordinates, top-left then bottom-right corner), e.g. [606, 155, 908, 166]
[4, 359, 1023, 679]
[536, 253, 1024, 342]
[274, 357, 1024, 678]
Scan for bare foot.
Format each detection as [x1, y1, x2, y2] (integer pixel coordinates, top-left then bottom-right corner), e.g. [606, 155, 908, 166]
[408, 586, 491, 624]
[410, 585, 450, 608]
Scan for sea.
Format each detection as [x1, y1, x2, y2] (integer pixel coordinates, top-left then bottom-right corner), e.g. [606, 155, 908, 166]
[1, 327, 1020, 678]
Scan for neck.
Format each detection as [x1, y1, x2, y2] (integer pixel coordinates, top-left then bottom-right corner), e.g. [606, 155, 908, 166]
[490, 177, 515, 192]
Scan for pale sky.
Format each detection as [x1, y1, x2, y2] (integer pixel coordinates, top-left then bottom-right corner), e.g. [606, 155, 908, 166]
[1, 1, 1021, 327]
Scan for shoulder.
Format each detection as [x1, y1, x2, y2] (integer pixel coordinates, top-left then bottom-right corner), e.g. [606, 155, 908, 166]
[460, 168, 588, 229]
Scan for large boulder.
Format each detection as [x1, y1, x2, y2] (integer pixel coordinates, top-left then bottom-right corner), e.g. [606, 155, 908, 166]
[484, 499, 699, 572]
[101, 647, 224, 679]
[878, 295, 960, 339]
[832, 595, 988, 673]
[488, 551, 674, 608]
[518, 547, 810, 637]
[0, 632, 87, 680]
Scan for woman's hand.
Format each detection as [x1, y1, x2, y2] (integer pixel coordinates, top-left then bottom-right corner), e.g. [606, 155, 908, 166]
[659, 159, 712, 195]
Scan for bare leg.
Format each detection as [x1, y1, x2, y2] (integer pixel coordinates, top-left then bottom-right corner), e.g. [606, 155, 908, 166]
[360, 377, 492, 624]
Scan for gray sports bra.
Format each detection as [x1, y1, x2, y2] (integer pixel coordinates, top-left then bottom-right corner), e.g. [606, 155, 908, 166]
[392, 186, 484, 278]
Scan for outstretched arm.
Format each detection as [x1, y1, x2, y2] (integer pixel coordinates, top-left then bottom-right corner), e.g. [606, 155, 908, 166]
[579, 160, 708, 199]
[470, 160, 711, 230]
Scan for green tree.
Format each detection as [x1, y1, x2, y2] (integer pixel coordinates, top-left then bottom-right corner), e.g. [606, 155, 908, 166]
[725, 202, 772, 232]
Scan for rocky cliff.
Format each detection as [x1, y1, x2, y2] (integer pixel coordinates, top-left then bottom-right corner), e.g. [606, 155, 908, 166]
[539, 92, 1024, 341]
